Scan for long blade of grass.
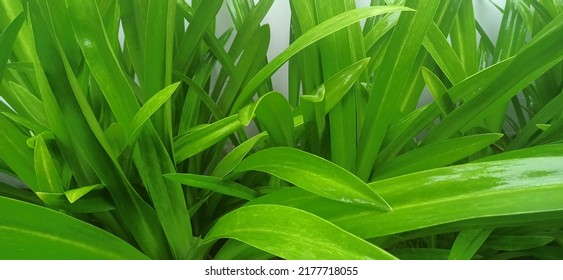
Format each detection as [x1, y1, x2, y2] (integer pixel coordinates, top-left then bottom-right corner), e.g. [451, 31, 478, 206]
[448, 228, 494, 260]
[231, 147, 391, 211]
[249, 155, 563, 240]
[0, 12, 25, 80]
[204, 204, 397, 260]
[0, 116, 37, 190]
[33, 135, 64, 194]
[373, 133, 503, 180]
[164, 173, 258, 201]
[0, 196, 148, 259]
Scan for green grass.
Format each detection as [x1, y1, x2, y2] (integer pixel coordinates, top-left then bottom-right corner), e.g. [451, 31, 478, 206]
[0, 0, 562, 260]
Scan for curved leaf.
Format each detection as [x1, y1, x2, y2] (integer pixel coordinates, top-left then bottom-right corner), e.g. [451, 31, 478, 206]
[0, 12, 25, 80]
[174, 115, 243, 163]
[164, 173, 258, 201]
[249, 156, 563, 240]
[212, 132, 268, 178]
[231, 147, 391, 211]
[373, 133, 503, 180]
[129, 82, 180, 140]
[204, 204, 396, 260]
[254, 92, 294, 147]
[0, 196, 148, 259]
[449, 228, 493, 260]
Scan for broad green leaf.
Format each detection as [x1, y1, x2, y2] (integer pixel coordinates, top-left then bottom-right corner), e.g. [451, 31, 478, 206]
[214, 240, 274, 260]
[231, 147, 391, 211]
[373, 133, 503, 180]
[0, 12, 25, 80]
[204, 204, 397, 260]
[66, 0, 139, 126]
[254, 92, 294, 147]
[164, 173, 258, 201]
[212, 132, 268, 178]
[250, 156, 563, 240]
[232, 5, 413, 112]
[0, 196, 148, 259]
[34, 135, 64, 194]
[477, 144, 563, 162]
[449, 228, 493, 260]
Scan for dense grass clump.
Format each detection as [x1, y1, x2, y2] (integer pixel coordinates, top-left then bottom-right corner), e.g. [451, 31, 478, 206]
[0, 0, 562, 259]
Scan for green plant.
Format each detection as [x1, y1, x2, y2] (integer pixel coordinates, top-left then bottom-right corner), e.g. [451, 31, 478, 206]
[0, 0, 562, 260]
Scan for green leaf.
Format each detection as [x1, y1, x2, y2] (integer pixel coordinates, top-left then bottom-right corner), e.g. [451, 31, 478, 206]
[485, 235, 556, 251]
[424, 13, 563, 143]
[64, 184, 104, 203]
[421, 68, 455, 115]
[204, 204, 397, 260]
[357, 1, 440, 180]
[0, 196, 148, 259]
[34, 134, 64, 194]
[174, 115, 243, 163]
[0, 12, 25, 80]
[174, 0, 223, 72]
[254, 92, 294, 147]
[449, 228, 493, 260]
[250, 156, 563, 240]
[423, 22, 468, 84]
[7, 82, 49, 129]
[66, 0, 139, 126]
[232, 5, 413, 112]
[0, 116, 36, 190]
[128, 82, 180, 142]
[164, 173, 258, 201]
[212, 132, 268, 178]
[231, 147, 391, 211]
[373, 133, 503, 180]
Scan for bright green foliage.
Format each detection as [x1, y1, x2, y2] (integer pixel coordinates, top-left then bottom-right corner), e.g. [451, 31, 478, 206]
[0, 0, 562, 260]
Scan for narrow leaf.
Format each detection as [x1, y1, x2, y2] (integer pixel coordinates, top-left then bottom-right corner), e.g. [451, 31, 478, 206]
[164, 173, 258, 201]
